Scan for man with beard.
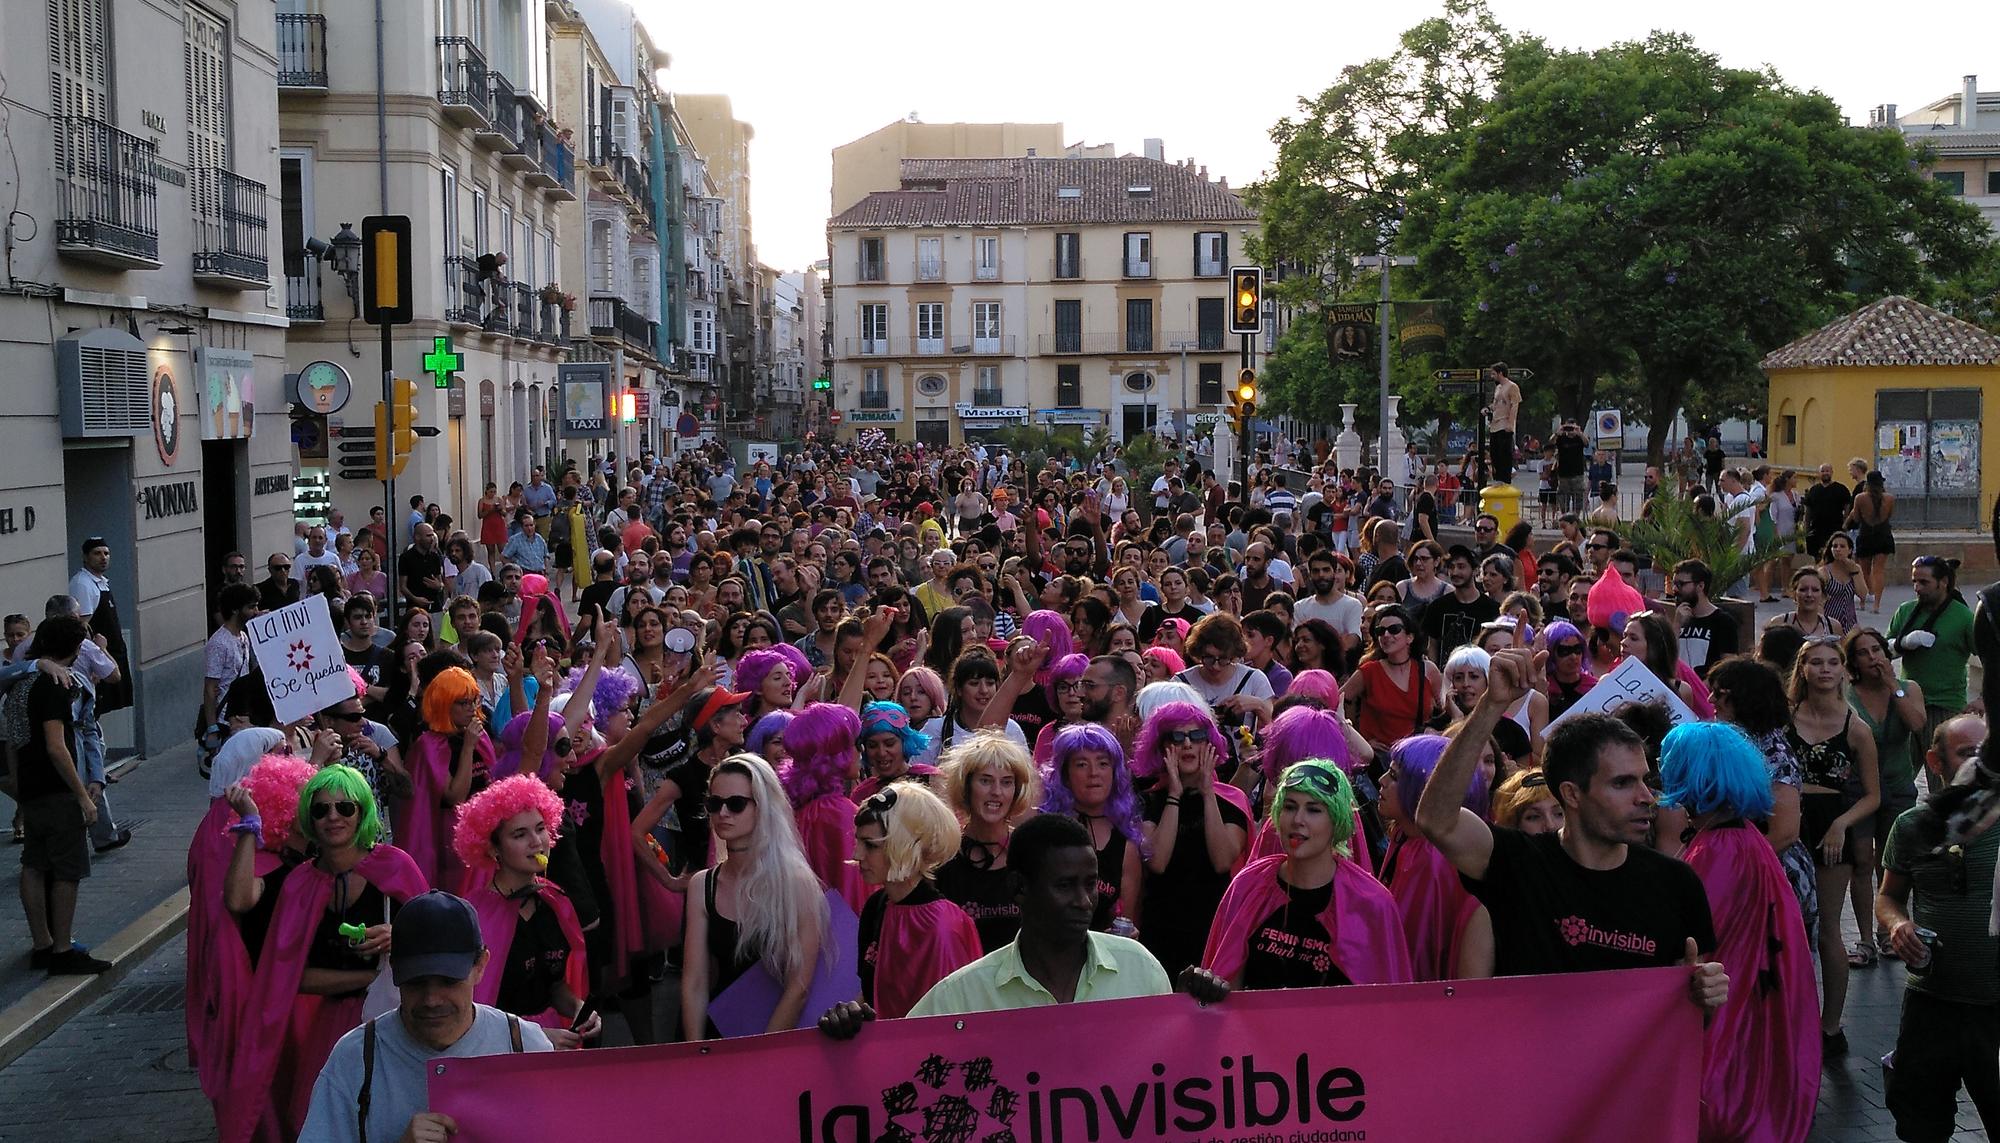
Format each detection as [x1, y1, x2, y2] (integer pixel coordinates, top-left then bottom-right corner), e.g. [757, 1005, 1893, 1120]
[208, 551, 250, 632]
[1672, 559, 1738, 681]
[402, 523, 450, 614]
[1079, 653, 1141, 753]
[1291, 548, 1362, 660]
[1801, 463, 1853, 563]
[1419, 546, 1500, 666]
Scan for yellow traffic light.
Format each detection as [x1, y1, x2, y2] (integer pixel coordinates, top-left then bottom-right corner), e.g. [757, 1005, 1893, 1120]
[1228, 267, 1263, 334]
[375, 379, 419, 480]
[1231, 368, 1258, 433]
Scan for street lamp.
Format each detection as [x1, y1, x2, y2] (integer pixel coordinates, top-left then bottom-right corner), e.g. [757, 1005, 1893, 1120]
[306, 222, 363, 302]
[1351, 253, 1417, 473]
[1170, 339, 1199, 459]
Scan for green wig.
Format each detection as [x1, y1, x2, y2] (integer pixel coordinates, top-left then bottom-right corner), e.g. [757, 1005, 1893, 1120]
[1267, 759, 1358, 859]
[299, 764, 383, 851]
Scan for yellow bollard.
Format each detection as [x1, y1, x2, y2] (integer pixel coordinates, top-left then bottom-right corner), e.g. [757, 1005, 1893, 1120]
[1479, 483, 1524, 534]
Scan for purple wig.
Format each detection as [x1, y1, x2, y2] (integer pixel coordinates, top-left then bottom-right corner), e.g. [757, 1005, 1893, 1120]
[1131, 701, 1228, 781]
[1260, 705, 1352, 781]
[1541, 620, 1584, 678]
[772, 642, 814, 687]
[736, 648, 794, 703]
[746, 710, 795, 757]
[1043, 652, 1089, 709]
[495, 709, 566, 782]
[1390, 733, 1490, 819]
[1023, 610, 1074, 685]
[1040, 723, 1147, 853]
[565, 663, 642, 724]
[779, 702, 860, 807]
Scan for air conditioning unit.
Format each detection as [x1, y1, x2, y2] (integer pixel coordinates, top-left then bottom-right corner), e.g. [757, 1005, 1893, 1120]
[56, 326, 151, 438]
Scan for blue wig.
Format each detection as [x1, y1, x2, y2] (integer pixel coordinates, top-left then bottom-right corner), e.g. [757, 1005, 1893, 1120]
[1391, 733, 1490, 819]
[859, 700, 931, 761]
[1659, 722, 1774, 819]
[1040, 722, 1148, 856]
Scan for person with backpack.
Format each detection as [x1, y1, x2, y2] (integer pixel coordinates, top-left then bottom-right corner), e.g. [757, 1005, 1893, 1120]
[299, 890, 553, 1143]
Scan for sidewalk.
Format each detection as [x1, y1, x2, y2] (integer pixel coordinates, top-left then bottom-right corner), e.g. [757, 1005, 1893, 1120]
[0, 743, 210, 1063]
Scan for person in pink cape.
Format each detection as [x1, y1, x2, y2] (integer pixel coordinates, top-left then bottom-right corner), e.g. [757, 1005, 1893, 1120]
[1378, 733, 1488, 980]
[395, 666, 493, 888]
[1242, 704, 1374, 870]
[218, 765, 427, 1143]
[845, 783, 981, 1019]
[187, 754, 314, 1126]
[1202, 759, 1412, 988]
[1659, 721, 1820, 1142]
[781, 702, 870, 914]
[451, 774, 601, 1045]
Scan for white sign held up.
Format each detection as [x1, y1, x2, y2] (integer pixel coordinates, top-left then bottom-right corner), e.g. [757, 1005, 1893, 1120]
[245, 594, 356, 725]
[1540, 656, 1696, 739]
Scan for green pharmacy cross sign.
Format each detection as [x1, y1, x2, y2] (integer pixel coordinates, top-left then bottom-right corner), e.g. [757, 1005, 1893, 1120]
[423, 336, 464, 389]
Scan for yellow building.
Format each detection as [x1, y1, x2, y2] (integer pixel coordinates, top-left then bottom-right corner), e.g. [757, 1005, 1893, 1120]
[1762, 295, 1998, 528]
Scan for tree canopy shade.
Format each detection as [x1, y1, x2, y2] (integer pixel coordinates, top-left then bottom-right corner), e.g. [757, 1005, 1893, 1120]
[1253, 0, 1994, 462]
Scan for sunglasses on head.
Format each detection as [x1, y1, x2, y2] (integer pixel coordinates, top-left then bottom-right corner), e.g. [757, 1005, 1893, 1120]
[704, 794, 756, 815]
[311, 800, 360, 820]
[1520, 772, 1548, 789]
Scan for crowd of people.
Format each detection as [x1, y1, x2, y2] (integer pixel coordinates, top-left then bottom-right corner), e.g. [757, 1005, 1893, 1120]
[4, 433, 1981, 1142]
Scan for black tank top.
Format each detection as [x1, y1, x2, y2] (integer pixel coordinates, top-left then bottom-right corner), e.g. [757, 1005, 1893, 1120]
[1787, 710, 1858, 791]
[704, 867, 755, 995]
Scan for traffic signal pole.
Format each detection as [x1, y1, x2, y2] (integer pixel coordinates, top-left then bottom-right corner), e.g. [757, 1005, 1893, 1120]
[381, 320, 397, 630]
[1238, 332, 1252, 500]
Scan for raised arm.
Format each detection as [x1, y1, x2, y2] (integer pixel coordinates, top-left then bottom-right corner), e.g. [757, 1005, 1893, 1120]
[1416, 649, 1529, 881]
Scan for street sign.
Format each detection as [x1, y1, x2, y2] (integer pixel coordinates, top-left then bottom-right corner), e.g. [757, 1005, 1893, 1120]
[1191, 412, 1230, 426]
[413, 425, 442, 438]
[1436, 382, 1482, 396]
[336, 439, 377, 453]
[1432, 367, 1534, 382]
[830, 410, 844, 425]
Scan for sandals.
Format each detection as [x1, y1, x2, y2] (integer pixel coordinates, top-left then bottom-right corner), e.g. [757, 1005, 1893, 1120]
[1877, 934, 1902, 962]
[1848, 940, 1878, 969]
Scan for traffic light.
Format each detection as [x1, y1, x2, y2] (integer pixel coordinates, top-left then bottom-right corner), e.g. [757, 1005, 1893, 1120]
[1228, 266, 1263, 335]
[1229, 368, 1258, 432]
[375, 378, 418, 480]
[812, 376, 831, 392]
[361, 216, 414, 326]
[620, 392, 638, 424]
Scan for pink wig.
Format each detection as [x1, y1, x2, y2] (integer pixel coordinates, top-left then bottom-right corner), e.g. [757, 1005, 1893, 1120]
[342, 666, 368, 699]
[899, 666, 946, 715]
[779, 702, 860, 807]
[452, 774, 566, 873]
[770, 642, 814, 691]
[496, 709, 565, 781]
[1023, 610, 1073, 685]
[1260, 705, 1352, 781]
[242, 754, 318, 853]
[1141, 647, 1185, 677]
[1131, 700, 1229, 781]
[515, 573, 573, 645]
[1043, 652, 1089, 708]
[1286, 669, 1340, 706]
[736, 648, 794, 701]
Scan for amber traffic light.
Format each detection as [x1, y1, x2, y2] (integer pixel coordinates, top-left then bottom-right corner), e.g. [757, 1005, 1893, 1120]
[1228, 266, 1263, 334]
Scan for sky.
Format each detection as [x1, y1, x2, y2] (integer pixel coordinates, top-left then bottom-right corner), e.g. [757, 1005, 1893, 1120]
[634, 0, 2000, 271]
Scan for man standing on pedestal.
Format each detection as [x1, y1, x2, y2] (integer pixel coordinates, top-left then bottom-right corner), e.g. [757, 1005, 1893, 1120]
[1485, 362, 1520, 487]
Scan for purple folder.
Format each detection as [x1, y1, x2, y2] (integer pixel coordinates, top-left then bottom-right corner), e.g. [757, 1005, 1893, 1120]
[708, 889, 862, 1037]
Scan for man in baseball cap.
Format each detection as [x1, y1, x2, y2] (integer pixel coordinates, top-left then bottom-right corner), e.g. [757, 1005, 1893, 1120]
[301, 891, 554, 1143]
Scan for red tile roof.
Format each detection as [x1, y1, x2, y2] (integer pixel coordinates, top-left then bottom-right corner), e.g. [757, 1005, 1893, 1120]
[831, 156, 1256, 229]
[1760, 295, 2000, 369]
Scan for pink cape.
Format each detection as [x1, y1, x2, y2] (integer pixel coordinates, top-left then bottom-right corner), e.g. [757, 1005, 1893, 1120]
[868, 892, 983, 1020]
[396, 730, 495, 889]
[1202, 854, 1413, 986]
[468, 876, 592, 1029]
[797, 794, 870, 915]
[851, 764, 939, 801]
[575, 749, 681, 985]
[1682, 822, 1820, 1143]
[216, 844, 428, 1143]
[185, 798, 287, 1106]
[1382, 831, 1480, 981]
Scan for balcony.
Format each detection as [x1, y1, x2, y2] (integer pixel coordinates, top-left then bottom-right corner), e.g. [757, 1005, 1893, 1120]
[589, 294, 655, 355]
[286, 253, 325, 322]
[436, 37, 492, 126]
[191, 168, 270, 288]
[536, 301, 569, 345]
[445, 255, 484, 326]
[478, 70, 523, 152]
[618, 155, 651, 208]
[513, 282, 535, 339]
[916, 258, 943, 282]
[527, 124, 575, 200]
[840, 335, 1016, 357]
[972, 388, 1005, 407]
[860, 390, 891, 409]
[1036, 330, 1212, 355]
[54, 117, 159, 268]
[1051, 257, 1082, 280]
[275, 13, 328, 92]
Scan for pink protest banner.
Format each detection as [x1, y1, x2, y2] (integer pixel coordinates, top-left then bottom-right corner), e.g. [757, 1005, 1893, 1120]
[432, 967, 1701, 1142]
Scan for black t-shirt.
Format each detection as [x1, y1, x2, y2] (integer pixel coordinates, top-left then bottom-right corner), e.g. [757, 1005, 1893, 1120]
[400, 546, 446, 611]
[257, 576, 301, 614]
[1420, 592, 1499, 664]
[1090, 824, 1129, 932]
[1466, 825, 1716, 977]
[577, 579, 620, 623]
[1410, 492, 1438, 542]
[934, 844, 1021, 952]
[1366, 555, 1409, 592]
[660, 756, 714, 872]
[858, 881, 944, 1009]
[14, 674, 77, 801]
[1139, 602, 1206, 643]
[343, 642, 388, 695]
[494, 895, 572, 1017]
[1139, 789, 1250, 978]
[1242, 876, 1352, 991]
[1677, 608, 1739, 679]
[1801, 482, 1853, 540]
[1555, 436, 1588, 478]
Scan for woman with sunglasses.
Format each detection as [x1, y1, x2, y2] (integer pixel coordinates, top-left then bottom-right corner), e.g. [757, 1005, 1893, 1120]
[313, 677, 408, 845]
[845, 784, 982, 1020]
[683, 754, 832, 1040]
[1342, 604, 1443, 754]
[1786, 633, 1881, 1056]
[1658, 723, 1821, 1143]
[1040, 723, 1148, 936]
[1132, 702, 1252, 978]
[1536, 619, 1598, 720]
[219, 765, 427, 1142]
[1201, 760, 1411, 991]
[451, 775, 598, 1047]
[1377, 734, 1488, 980]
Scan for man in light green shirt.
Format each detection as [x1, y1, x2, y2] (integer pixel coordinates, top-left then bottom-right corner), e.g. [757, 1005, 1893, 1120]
[1887, 557, 1979, 779]
[819, 815, 1223, 1037]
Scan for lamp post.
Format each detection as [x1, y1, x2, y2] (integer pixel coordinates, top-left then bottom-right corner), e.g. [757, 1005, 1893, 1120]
[1352, 253, 1417, 473]
[307, 222, 363, 303]
[1170, 338, 1198, 464]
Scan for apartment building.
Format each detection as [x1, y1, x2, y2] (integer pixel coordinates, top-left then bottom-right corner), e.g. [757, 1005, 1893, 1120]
[827, 155, 1258, 447]
[676, 95, 761, 427]
[831, 119, 1064, 218]
[0, 0, 288, 751]
[277, 0, 579, 528]
[1876, 73, 2000, 230]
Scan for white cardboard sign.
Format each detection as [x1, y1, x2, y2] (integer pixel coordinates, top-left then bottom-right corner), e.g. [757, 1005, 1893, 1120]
[246, 594, 357, 725]
[1540, 656, 1696, 738]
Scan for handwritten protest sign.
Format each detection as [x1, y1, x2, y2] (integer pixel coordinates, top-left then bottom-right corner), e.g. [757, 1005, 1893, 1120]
[1542, 655, 1696, 738]
[245, 594, 355, 724]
